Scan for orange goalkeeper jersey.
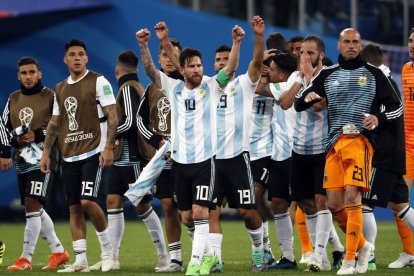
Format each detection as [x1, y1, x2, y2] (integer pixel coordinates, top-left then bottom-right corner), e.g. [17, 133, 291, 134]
[402, 61, 414, 155]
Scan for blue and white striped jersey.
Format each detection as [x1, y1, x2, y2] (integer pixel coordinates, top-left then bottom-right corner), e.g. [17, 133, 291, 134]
[160, 71, 219, 164]
[215, 73, 258, 159]
[249, 95, 274, 161]
[269, 80, 296, 161]
[290, 70, 328, 155]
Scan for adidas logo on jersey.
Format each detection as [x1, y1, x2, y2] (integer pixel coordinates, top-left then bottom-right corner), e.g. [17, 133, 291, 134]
[371, 194, 378, 200]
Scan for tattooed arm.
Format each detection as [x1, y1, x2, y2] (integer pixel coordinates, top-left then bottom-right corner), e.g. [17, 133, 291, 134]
[155, 21, 180, 71]
[40, 115, 60, 173]
[100, 104, 118, 167]
[136, 28, 162, 88]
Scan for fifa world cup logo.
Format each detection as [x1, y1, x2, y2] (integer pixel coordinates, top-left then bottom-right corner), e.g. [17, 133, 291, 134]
[19, 107, 33, 126]
[64, 96, 79, 131]
[157, 97, 170, 132]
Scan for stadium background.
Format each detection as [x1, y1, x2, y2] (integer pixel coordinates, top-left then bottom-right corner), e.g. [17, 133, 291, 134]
[0, 0, 412, 221]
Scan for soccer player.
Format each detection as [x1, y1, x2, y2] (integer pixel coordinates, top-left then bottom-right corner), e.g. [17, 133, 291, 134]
[40, 40, 117, 272]
[360, 43, 414, 271]
[256, 52, 298, 269]
[137, 19, 238, 275]
[287, 36, 304, 57]
[295, 28, 403, 275]
[89, 50, 169, 272]
[212, 16, 266, 273]
[279, 36, 345, 271]
[388, 27, 414, 268]
[137, 38, 185, 272]
[4, 57, 69, 271]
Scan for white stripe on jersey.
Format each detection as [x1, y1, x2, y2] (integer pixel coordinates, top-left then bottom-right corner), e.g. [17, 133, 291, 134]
[160, 71, 219, 164]
[216, 73, 257, 159]
[293, 108, 328, 155]
[270, 81, 295, 161]
[249, 95, 274, 161]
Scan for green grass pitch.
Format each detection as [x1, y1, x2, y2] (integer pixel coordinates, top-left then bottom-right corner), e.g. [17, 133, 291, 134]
[0, 220, 412, 275]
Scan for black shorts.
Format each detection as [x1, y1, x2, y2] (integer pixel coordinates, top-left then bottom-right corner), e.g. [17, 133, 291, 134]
[268, 158, 291, 201]
[17, 170, 54, 206]
[250, 156, 271, 188]
[154, 169, 176, 201]
[214, 152, 256, 210]
[363, 168, 409, 208]
[62, 154, 104, 206]
[290, 151, 326, 201]
[172, 158, 216, 211]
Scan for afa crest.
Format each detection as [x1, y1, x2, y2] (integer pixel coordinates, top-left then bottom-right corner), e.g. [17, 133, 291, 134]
[358, 75, 367, 87]
[199, 88, 206, 96]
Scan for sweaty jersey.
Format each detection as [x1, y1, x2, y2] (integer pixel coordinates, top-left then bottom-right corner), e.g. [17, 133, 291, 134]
[402, 61, 414, 156]
[216, 73, 258, 159]
[249, 95, 274, 161]
[295, 55, 403, 152]
[270, 79, 296, 161]
[159, 71, 219, 164]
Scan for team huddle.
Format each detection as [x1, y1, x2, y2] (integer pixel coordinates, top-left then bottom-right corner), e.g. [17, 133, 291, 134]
[0, 15, 414, 275]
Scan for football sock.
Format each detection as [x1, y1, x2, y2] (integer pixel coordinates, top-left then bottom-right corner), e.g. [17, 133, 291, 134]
[39, 209, 64, 254]
[296, 207, 313, 253]
[73, 239, 88, 265]
[108, 208, 124, 258]
[21, 211, 41, 262]
[191, 220, 209, 265]
[344, 204, 363, 260]
[314, 210, 332, 256]
[274, 212, 294, 262]
[396, 207, 414, 255]
[209, 233, 223, 262]
[139, 207, 168, 256]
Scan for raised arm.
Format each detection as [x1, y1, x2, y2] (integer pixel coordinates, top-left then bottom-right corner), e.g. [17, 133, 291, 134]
[222, 25, 245, 78]
[247, 15, 265, 83]
[136, 28, 161, 88]
[155, 21, 180, 71]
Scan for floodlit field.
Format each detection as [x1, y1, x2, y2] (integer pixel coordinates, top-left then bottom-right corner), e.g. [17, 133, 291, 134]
[0, 220, 412, 275]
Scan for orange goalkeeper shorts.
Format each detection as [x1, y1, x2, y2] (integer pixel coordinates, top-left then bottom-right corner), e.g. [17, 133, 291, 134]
[324, 135, 373, 192]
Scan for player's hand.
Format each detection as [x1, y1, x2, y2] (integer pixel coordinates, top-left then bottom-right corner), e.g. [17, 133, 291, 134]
[136, 29, 151, 45]
[163, 151, 172, 162]
[300, 50, 313, 80]
[263, 49, 276, 61]
[155, 21, 169, 41]
[261, 65, 270, 76]
[232, 25, 245, 42]
[100, 148, 114, 168]
[159, 139, 166, 149]
[304, 92, 323, 103]
[0, 158, 12, 172]
[21, 130, 35, 144]
[39, 155, 50, 174]
[362, 113, 378, 130]
[251, 15, 265, 35]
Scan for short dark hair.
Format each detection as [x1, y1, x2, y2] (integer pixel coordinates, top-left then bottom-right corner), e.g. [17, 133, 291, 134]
[289, 36, 304, 44]
[410, 27, 414, 35]
[303, 35, 325, 53]
[360, 44, 383, 67]
[271, 52, 297, 75]
[117, 50, 138, 72]
[266, 32, 287, 51]
[17, 56, 39, 69]
[65, 39, 87, 52]
[179, 48, 202, 67]
[322, 57, 333, 66]
[158, 38, 182, 53]
[215, 45, 231, 54]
